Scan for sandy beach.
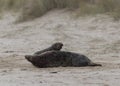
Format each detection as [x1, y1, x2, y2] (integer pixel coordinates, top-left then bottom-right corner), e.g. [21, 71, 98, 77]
[0, 10, 120, 86]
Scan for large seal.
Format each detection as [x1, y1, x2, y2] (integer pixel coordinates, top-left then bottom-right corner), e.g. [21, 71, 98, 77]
[25, 51, 102, 68]
[33, 42, 63, 55]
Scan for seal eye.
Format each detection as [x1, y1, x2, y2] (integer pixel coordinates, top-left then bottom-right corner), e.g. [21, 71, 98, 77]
[56, 44, 63, 50]
[52, 42, 63, 50]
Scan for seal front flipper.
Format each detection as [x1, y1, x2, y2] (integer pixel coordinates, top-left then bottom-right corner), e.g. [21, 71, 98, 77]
[88, 62, 102, 66]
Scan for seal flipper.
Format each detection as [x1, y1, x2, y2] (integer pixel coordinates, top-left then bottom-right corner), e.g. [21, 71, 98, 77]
[88, 62, 102, 66]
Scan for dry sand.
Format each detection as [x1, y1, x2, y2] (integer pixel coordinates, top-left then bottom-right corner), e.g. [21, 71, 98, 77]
[0, 10, 120, 86]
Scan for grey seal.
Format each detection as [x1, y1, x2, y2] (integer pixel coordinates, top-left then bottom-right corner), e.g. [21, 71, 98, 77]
[25, 51, 102, 68]
[34, 42, 63, 55]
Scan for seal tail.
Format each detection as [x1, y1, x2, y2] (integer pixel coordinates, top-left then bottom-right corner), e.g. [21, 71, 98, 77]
[88, 62, 102, 66]
[25, 55, 33, 62]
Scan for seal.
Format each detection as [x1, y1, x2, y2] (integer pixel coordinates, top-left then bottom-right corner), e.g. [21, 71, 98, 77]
[25, 51, 102, 68]
[33, 42, 63, 55]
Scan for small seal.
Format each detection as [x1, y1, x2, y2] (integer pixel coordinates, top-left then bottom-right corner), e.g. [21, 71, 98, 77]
[25, 51, 102, 68]
[33, 42, 63, 55]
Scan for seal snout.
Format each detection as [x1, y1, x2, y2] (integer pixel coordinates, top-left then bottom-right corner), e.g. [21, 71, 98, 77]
[52, 42, 63, 50]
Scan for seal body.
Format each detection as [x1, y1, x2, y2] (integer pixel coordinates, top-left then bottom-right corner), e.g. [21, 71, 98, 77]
[34, 42, 63, 55]
[25, 51, 102, 68]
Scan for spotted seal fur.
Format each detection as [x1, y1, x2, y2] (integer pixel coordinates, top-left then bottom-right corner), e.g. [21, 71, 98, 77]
[25, 51, 102, 68]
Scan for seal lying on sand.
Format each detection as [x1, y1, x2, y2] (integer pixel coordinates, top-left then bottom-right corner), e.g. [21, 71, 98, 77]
[34, 42, 63, 55]
[25, 51, 102, 68]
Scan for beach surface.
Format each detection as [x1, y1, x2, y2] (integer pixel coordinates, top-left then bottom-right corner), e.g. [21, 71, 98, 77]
[0, 10, 120, 86]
